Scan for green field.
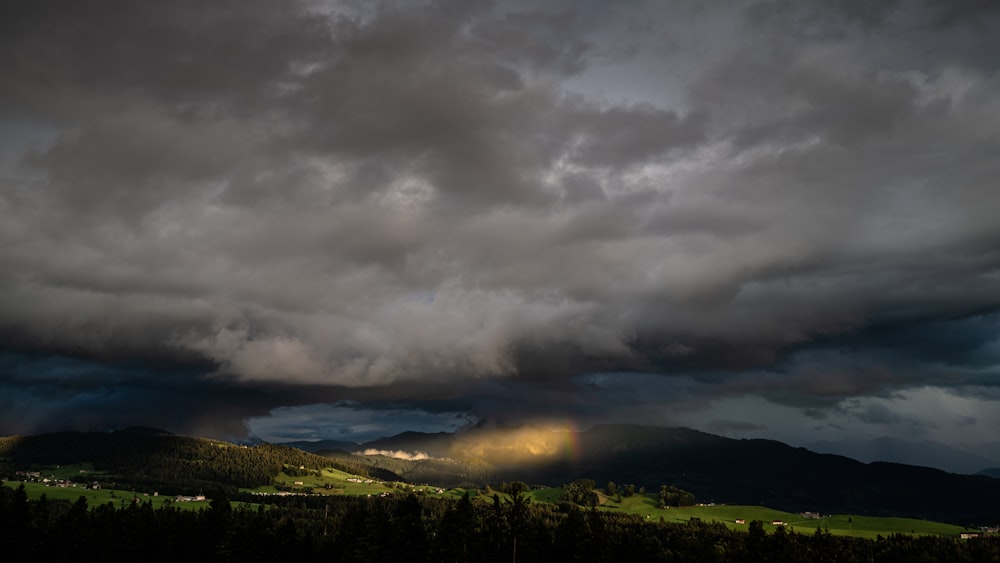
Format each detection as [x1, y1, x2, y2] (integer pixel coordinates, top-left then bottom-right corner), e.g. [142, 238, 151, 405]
[250, 468, 397, 496]
[487, 486, 971, 538]
[3, 480, 212, 511]
[528, 486, 566, 504]
[591, 491, 972, 538]
[245, 467, 467, 498]
[4, 465, 977, 539]
[5, 462, 468, 508]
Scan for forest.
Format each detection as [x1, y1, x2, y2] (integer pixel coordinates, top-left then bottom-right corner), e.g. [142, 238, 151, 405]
[2, 482, 998, 563]
[0, 431, 379, 494]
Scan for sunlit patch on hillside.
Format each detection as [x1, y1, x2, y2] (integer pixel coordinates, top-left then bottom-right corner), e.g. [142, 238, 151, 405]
[358, 449, 430, 461]
[447, 423, 578, 466]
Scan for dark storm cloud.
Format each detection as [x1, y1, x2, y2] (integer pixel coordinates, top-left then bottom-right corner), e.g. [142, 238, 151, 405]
[247, 401, 477, 443]
[706, 419, 768, 434]
[1, 0, 999, 439]
[0, 352, 273, 438]
[0, 0, 332, 119]
[924, 0, 1000, 29]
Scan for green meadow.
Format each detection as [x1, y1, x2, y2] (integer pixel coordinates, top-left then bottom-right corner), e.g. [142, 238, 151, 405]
[251, 468, 397, 496]
[592, 491, 972, 538]
[3, 479, 210, 511]
[246, 467, 467, 498]
[4, 466, 977, 539]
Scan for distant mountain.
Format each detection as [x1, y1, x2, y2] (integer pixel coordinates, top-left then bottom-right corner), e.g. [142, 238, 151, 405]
[317, 449, 494, 488]
[361, 431, 455, 457]
[307, 431, 497, 487]
[803, 436, 1000, 475]
[277, 439, 360, 453]
[0, 431, 372, 493]
[980, 468, 1000, 479]
[954, 441, 1000, 466]
[357, 424, 1000, 522]
[114, 426, 174, 436]
[231, 434, 268, 447]
[7, 425, 1000, 522]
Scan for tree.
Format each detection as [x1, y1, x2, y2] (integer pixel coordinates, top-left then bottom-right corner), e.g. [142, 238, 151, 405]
[746, 520, 767, 563]
[388, 494, 428, 562]
[554, 507, 592, 561]
[658, 485, 695, 508]
[437, 492, 477, 563]
[507, 482, 532, 563]
[209, 487, 232, 518]
[563, 479, 599, 508]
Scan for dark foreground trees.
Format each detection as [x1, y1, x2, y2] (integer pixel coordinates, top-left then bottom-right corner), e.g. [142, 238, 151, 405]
[1, 483, 998, 563]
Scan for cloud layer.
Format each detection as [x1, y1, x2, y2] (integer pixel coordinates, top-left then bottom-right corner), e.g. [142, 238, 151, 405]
[2, 0, 999, 443]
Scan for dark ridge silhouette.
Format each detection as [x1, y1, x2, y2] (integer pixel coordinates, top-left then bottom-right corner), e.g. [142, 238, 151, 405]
[276, 439, 360, 453]
[359, 424, 1000, 522]
[0, 431, 376, 493]
[4, 425, 1000, 522]
[114, 426, 174, 436]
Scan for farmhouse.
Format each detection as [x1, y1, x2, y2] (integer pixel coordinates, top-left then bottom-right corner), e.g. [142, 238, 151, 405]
[771, 520, 786, 526]
[735, 519, 746, 524]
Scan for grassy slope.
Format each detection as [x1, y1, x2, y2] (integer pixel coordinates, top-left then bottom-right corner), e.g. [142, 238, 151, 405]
[3, 461, 976, 538]
[592, 491, 972, 538]
[3, 480, 211, 511]
[247, 467, 478, 498]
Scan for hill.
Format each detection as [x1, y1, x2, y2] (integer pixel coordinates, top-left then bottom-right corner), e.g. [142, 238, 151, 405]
[0, 431, 373, 494]
[317, 449, 495, 488]
[276, 439, 359, 453]
[361, 424, 1000, 522]
[6, 425, 1000, 523]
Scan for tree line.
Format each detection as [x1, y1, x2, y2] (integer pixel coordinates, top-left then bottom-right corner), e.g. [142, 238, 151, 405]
[2, 483, 998, 563]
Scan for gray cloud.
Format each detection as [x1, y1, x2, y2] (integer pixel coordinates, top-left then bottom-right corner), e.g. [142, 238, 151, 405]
[247, 401, 476, 443]
[1, 0, 999, 441]
[706, 419, 768, 434]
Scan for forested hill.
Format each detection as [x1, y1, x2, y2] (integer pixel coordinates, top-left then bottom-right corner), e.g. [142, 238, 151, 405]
[363, 424, 1000, 522]
[7, 425, 1000, 522]
[560, 426, 1000, 522]
[0, 430, 368, 492]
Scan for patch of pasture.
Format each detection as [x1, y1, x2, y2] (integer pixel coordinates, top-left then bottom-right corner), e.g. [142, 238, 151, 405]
[595, 493, 971, 537]
[3, 480, 211, 511]
[529, 487, 565, 504]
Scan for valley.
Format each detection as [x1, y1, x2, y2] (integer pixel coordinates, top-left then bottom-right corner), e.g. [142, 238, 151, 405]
[4, 425, 1000, 562]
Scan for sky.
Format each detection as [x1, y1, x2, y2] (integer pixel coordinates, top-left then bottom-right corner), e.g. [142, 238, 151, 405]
[1, 0, 999, 460]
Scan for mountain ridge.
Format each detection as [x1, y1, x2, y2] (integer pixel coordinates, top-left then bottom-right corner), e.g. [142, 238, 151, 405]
[804, 436, 1000, 475]
[340, 424, 1000, 522]
[6, 425, 1000, 522]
